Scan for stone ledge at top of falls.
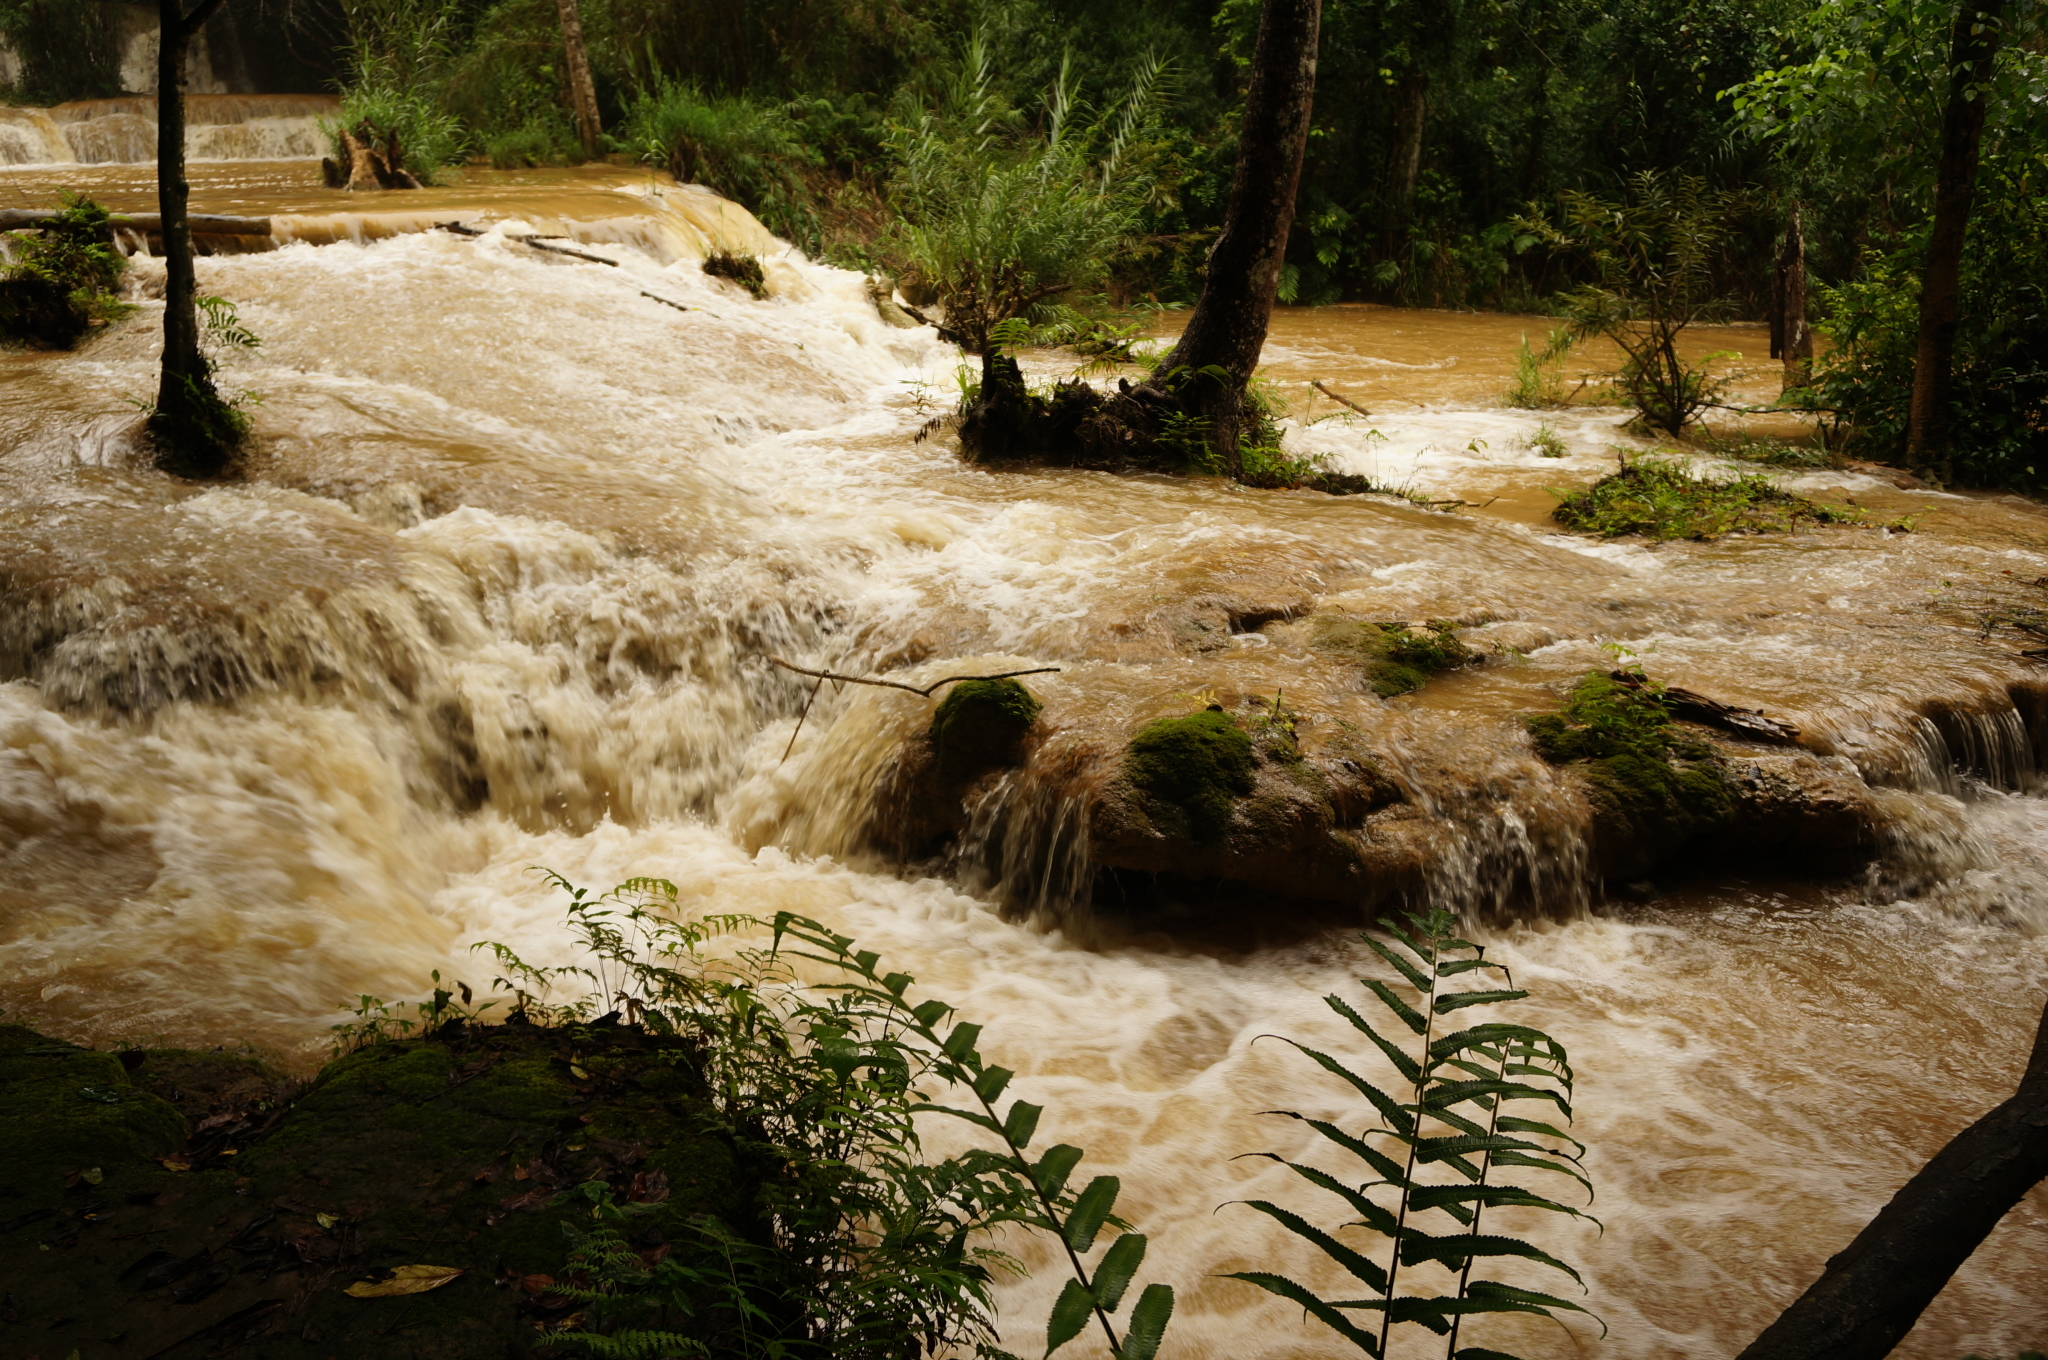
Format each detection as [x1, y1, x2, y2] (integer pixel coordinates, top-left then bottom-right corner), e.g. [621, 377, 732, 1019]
[863, 685, 1896, 924]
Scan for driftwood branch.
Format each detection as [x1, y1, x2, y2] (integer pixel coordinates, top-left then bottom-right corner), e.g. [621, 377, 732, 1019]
[1608, 670, 1801, 744]
[430, 221, 617, 265]
[1737, 994, 2048, 1360]
[1312, 379, 1371, 418]
[765, 656, 1062, 764]
[766, 656, 1061, 698]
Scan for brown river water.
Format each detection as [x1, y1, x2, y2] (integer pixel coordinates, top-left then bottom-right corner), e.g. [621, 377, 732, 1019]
[2, 124, 2046, 1357]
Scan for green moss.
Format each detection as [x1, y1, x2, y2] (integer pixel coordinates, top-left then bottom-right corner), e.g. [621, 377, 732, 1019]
[1552, 456, 1871, 539]
[1312, 616, 1475, 696]
[0, 1024, 187, 1197]
[931, 677, 1042, 782]
[1524, 670, 1733, 852]
[1125, 709, 1255, 838]
[704, 249, 768, 298]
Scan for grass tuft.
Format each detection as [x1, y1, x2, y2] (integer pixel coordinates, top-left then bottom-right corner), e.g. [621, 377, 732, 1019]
[1552, 455, 1867, 540]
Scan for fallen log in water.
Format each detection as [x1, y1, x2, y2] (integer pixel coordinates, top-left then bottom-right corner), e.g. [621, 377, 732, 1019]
[0, 209, 271, 236]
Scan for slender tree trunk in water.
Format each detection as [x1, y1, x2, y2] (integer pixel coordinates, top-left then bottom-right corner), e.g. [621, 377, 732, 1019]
[1384, 71, 1427, 254]
[1903, 0, 2006, 475]
[1151, 0, 1322, 476]
[154, 0, 233, 478]
[554, 0, 602, 162]
[1775, 202, 1812, 394]
[1737, 994, 2048, 1360]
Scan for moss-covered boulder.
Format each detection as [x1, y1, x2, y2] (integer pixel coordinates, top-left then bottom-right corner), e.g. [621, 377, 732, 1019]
[0, 1022, 745, 1359]
[1526, 671, 1880, 882]
[0, 1023, 189, 1190]
[1086, 703, 1409, 917]
[1124, 709, 1255, 838]
[1311, 617, 1475, 696]
[932, 677, 1042, 783]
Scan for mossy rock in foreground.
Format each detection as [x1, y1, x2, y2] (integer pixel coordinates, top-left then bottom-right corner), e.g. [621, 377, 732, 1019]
[1124, 709, 1256, 839]
[931, 677, 1042, 783]
[1311, 616, 1475, 697]
[0, 1022, 744, 1359]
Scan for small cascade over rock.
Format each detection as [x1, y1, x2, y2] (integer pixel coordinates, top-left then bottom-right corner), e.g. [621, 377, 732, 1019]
[0, 93, 337, 166]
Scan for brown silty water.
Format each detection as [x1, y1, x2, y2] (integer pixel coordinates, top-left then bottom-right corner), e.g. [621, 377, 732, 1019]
[2, 140, 2045, 1356]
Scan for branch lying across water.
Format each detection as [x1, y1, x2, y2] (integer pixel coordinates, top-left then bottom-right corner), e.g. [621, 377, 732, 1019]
[764, 656, 1063, 762]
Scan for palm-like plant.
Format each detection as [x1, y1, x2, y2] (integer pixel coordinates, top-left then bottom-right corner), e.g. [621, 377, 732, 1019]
[1229, 909, 1600, 1359]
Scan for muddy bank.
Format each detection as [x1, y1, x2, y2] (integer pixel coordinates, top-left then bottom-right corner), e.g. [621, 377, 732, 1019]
[0, 1021, 740, 1357]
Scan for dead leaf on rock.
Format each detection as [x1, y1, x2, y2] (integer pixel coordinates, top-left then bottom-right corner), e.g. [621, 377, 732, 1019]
[516, 1273, 555, 1295]
[343, 1265, 464, 1298]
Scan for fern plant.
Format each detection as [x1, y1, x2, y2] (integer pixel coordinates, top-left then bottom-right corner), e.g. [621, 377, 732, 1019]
[468, 876, 1172, 1360]
[1229, 909, 1599, 1359]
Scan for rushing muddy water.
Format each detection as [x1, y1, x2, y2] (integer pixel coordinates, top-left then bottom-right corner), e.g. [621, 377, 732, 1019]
[2, 150, 2046, 1356]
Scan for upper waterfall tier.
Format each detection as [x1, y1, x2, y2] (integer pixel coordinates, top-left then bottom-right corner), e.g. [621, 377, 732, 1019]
[0, 93, 337, 167]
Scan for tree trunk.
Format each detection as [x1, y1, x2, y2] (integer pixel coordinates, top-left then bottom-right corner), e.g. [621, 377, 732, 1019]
[1903, 0, 2007, 475]
[1150, 0, 1323, 476]
[554, 0, 603, 162]
[1736, 993, 2048, 1360]
[1776, 202, 1812, 393]
[1384, 70, 1428, 253]
[153, 0, 235, 479]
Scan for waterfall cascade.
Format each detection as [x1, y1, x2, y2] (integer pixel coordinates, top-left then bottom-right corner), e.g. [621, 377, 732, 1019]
[1, 162, 2043, 1357]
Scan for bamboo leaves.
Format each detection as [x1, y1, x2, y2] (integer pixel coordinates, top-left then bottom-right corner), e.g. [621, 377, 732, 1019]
[1231, 909, 1600, 1359]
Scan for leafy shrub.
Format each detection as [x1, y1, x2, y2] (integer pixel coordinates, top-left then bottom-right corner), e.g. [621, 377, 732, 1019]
[1809, 184, 2048, 489]
[482, 119, 574, 169]
[1229, 908, 1598, 1358]
[884, 40, 1166, 354]
[0, 193, 129, 349]
[1551, 455, 1867, 539]
[620, 83, 821, 244]
[447, 875, 1176, 1359]
[327, 82, 467, 185]
[1517, 174, 1747, 435]
[1504, 330, 1573, 409]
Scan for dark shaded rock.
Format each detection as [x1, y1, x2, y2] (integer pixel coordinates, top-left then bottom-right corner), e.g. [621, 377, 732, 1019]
[1088, 710, 1408, 906]
[932, 678, 1041, 784]
[1122, 710, 1255, 839]
[0, 1023, 743, 1360]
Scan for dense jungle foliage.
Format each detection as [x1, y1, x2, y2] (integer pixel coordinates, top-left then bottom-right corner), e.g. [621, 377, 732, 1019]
[2, 0, 2041, 476]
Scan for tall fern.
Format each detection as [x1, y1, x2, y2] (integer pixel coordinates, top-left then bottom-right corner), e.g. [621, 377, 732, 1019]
[1229, 909, 1600, 1359]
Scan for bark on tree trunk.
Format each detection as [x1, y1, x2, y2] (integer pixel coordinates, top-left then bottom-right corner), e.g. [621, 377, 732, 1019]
[554, 0, 603, 162]
[1149, 0, 1322, 476]
[1385, 71, 1428, 252]
[1736, 993, 2048, 1360]
[1903, 0, 2007, 475]
[153, 0, 235, 478]
[1775, 202, 1812, 393]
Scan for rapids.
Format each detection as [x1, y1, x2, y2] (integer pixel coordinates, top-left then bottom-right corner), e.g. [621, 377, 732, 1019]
[1, 163, 2044, 1357]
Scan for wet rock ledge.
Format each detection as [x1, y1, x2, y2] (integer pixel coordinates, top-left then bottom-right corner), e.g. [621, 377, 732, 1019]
[0, 1021, 741, 1358]
[871, 663, 1890, 924]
